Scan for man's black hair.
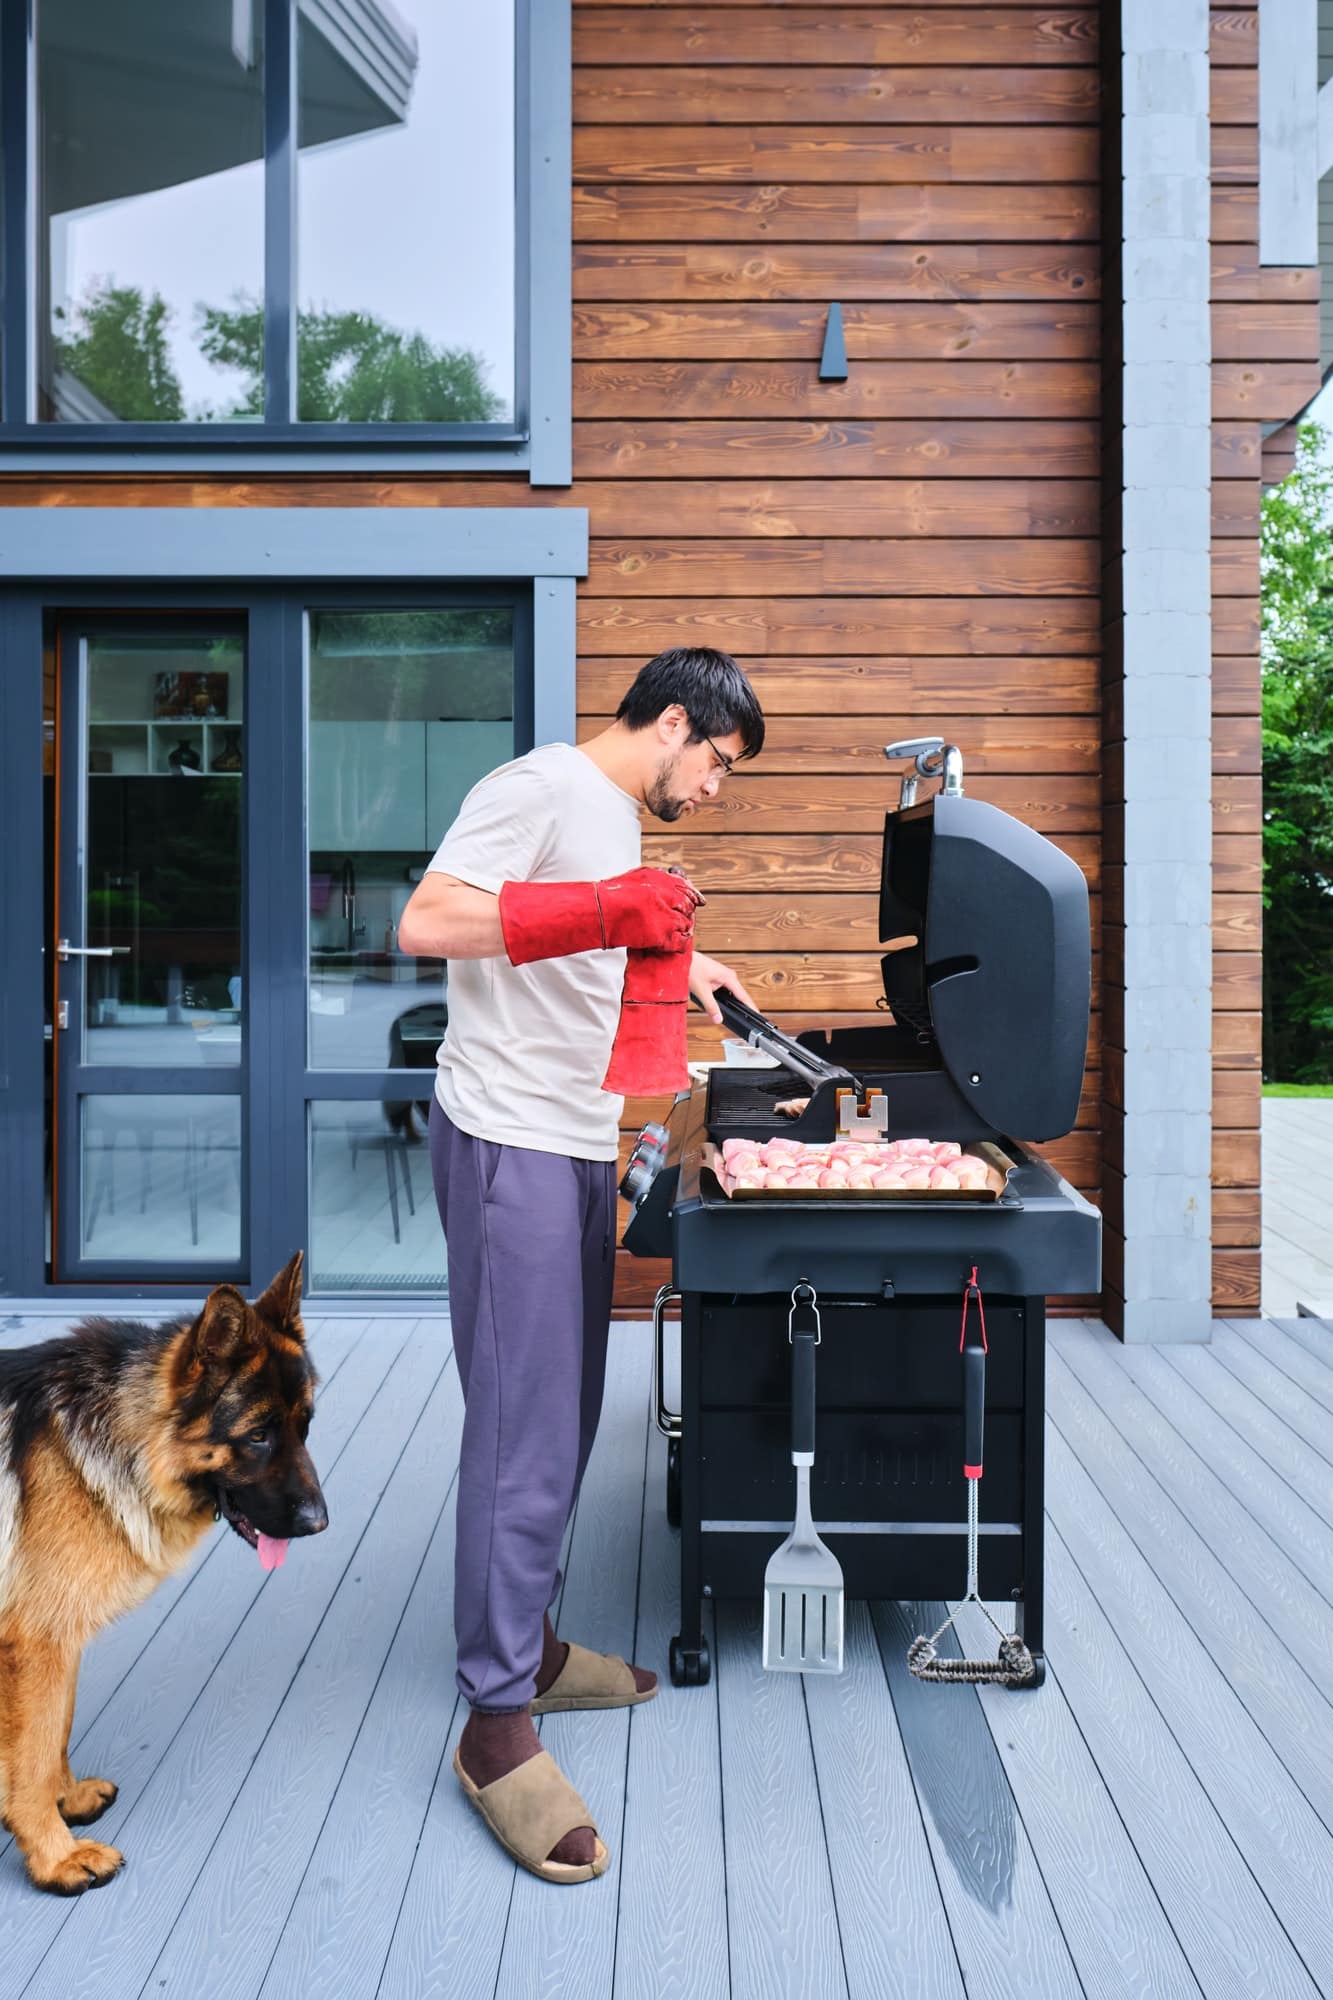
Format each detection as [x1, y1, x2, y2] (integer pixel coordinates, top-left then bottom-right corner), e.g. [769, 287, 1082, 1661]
[614, 647, 765, 762]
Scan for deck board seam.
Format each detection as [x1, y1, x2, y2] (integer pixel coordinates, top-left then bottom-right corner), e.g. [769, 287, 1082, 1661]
[1048, 1350, 1333, 1773]
[259, 1426, 461, 2000]
[1227, 1318, 1333, 1404]
[797, 1674, 853, 2000]
[130, 1333, 453, 2000]
[1046, 1389, 1333, 1845]
[1211, 1345, 1333, 1469]
[1036, 1646, 1209, 2000]
[1042, 1472, 1333, 1997]
[609, 1388, 655, 1995]
[1041, 1519, 1285, 2000]
[1048, 1328, 1333, 1640]
[1156, 1344, 1333, 1543]
[869, 1607, 971, 1997]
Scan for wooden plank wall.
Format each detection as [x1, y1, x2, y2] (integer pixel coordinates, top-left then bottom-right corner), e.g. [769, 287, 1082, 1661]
[1209, 0, 1320, 1314]
[0, 7, 1315, 1325]
[567, 1, 1105, 1310]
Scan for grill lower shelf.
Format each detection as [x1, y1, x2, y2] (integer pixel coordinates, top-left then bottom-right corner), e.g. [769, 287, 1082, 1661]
[665, 1289, 1047, 1690]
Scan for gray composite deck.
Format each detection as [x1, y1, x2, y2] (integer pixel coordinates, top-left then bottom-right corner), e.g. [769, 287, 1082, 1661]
[1263, 1099, 1333, 1316]
[1, 1308, 1332, 2000]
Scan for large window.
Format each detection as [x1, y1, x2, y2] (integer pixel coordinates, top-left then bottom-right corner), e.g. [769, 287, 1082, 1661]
[0, 0, 560, 462]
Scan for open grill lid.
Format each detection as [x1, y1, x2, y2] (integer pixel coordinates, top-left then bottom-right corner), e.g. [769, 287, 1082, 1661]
[878, 779, 1091, 1141]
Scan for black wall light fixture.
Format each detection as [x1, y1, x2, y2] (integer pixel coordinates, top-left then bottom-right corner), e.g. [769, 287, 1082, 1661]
[819, 302, 848, 381]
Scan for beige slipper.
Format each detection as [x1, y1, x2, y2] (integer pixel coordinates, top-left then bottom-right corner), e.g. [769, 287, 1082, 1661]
[453, 1748, 610, 1885]
[530, 1640, 659, 1715]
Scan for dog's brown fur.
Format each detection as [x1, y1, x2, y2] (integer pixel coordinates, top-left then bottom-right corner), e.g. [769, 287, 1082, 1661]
[0, 1254, 326, 1894]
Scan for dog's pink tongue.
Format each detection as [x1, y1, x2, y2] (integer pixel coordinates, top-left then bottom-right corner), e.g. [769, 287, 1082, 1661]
[257, 1534, 289, 1573]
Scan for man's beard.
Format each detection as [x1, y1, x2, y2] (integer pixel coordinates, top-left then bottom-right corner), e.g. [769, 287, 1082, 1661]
[646, 752, 691, 823]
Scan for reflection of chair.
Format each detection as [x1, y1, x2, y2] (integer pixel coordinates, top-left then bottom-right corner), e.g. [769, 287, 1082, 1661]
[386, 1000, 447, 1139]
[85, 1108, 239, 1250]
[349, 1130, 417, 1244]
[85, 1119, 155, 1241]
[186, 1110, 242, 1246]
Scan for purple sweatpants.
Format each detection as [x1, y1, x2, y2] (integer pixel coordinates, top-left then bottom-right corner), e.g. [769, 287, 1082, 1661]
[429, 1100, 617, 1711]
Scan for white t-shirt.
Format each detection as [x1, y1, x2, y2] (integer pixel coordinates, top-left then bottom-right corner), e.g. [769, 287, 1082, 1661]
[426, 741, 643, 1160]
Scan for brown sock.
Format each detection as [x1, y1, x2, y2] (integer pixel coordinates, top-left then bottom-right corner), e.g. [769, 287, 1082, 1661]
[458, 1706, 597, 1869]
[536, 1611, 657, 1699]
[535, 1612, 569, 1696]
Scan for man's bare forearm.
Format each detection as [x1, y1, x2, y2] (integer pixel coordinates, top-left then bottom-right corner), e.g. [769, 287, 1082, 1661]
[397, 875, 506, 959]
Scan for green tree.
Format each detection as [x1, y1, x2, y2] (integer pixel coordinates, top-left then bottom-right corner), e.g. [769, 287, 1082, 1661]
[1260, 421, 1333, 1082]
[55, 279, 503, 424]
[197, 297, 503, 423]
[53, 283, 185, 420]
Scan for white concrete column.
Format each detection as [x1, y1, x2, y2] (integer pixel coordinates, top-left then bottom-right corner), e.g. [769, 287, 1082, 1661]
[1118, 2, 1214, 1341]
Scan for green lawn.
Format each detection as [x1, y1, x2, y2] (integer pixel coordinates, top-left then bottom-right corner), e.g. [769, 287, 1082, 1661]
[1263, 1083, 1333, 1097]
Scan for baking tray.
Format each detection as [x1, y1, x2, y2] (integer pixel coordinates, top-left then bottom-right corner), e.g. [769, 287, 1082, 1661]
[701, 1139, 1015, 1203]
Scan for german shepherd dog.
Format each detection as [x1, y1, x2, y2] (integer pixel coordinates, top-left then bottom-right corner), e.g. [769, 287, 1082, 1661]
[0, 1253, 327, 1895]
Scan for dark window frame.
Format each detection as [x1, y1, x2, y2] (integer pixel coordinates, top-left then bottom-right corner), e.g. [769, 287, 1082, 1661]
[0, 0, 572, 480]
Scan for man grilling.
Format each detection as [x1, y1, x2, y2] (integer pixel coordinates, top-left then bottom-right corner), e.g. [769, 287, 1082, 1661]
[397, 647, 765, 1883]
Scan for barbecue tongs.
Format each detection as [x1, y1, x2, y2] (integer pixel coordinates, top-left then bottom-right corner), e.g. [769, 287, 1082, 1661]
[712, 988, 858, 1092]
[711, 989, 888, 1134]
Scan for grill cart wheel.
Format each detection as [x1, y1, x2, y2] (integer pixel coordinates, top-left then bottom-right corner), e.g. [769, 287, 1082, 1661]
[669, 1637, 711, 1687]
[666, 1438, 681, 1529]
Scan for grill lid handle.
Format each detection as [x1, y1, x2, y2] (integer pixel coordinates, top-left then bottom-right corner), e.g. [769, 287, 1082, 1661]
[883, 736, 964, 808]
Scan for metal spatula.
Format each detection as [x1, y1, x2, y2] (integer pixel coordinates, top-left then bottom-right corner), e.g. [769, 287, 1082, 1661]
[763, 1284, 845, 1674]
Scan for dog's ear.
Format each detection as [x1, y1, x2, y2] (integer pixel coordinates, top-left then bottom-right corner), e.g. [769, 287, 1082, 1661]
[189, 1284, 257, 1369]
[253, 1250, 305, 1335]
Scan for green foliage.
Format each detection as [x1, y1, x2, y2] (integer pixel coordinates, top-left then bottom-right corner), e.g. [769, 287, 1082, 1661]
[1260, 421, 1333, 1083]
[53, 284, 186, 421]
[198, 297, 504, 423]
[56, 280, 503, 425]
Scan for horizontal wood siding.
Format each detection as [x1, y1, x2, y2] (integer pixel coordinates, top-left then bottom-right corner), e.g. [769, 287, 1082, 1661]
[26, 5, 1316, 1326]
[571, 0, 1103, 1311]
[1208, 0, 1320, 1316]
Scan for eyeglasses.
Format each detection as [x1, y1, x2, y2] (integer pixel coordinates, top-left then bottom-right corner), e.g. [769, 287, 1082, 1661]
[698, 731, 735, 776]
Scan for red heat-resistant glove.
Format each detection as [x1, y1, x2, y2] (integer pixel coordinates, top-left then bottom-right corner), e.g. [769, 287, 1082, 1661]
[498, 867, 697, 966]
[601, 946, 693, 1096]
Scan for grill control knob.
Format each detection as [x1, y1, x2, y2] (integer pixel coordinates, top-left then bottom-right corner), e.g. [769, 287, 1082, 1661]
[620, 1121, 669, 1205]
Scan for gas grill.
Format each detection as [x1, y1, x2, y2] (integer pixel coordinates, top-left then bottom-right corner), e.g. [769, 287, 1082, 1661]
[621, 738, 1101, 1688]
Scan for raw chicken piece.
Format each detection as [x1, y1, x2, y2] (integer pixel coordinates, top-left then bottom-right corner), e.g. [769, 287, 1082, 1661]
[929, 1166, 961, 1190]
[847, 1168, 877, 1189]
[901, 1166, 933, 1188]
[776, 1097, 811, 1119]
[931, 1142, 963, 1162]
[898, 1138, 934, 1156]
[872, 1168, 908, 1189]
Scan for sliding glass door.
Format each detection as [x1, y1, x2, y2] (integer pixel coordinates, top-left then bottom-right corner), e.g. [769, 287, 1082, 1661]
[53, 619, 247, 1279]
[304, 605, 524, 1290]
[41, 587, 530, 1295]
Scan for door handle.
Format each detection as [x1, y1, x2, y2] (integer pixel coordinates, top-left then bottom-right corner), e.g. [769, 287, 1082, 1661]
[56, 939, 130, 960]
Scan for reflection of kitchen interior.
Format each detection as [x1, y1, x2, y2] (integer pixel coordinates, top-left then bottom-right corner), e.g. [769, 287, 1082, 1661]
[307, 720, 513, 1003]
[306, 616, 514, 1017]
[309, 852, 425, 990]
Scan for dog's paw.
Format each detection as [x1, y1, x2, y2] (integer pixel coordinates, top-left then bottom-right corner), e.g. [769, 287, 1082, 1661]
[59, 1778, 118, 1827]
[29, 1840, 124, 1895]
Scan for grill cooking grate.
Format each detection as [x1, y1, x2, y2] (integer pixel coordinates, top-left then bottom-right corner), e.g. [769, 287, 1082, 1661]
[708, 1075, 807, 1127]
